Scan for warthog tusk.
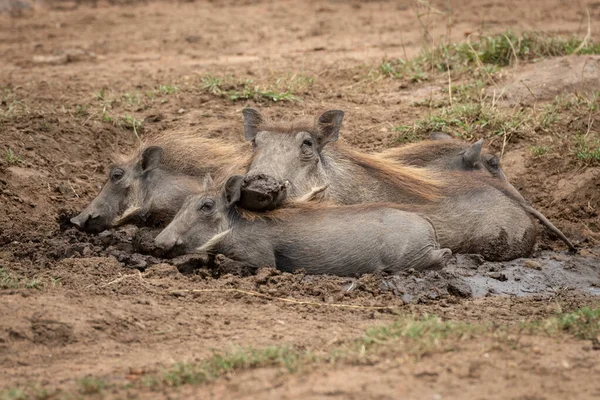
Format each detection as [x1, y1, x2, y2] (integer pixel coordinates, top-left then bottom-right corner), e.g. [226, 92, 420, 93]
[294, 184, 329, 203]
[112, 206, 141, 226]
[196, 229, 232, 253]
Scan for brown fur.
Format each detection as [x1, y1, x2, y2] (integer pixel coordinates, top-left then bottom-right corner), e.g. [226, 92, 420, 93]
[116, 132, 251, 180]
[379, 140, 470, 165]
[332, 142, 443, 201]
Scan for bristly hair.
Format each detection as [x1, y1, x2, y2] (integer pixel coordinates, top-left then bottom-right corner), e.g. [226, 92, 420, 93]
[112, 131, 251, 180]
[331, 142, 443, 201]
[379, 140, 471, 164]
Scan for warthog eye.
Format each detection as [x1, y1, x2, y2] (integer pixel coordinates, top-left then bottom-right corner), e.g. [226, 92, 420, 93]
[110, 168, 125, 182]
[302, 139, 313, 147]
[199, 199, 215, 214]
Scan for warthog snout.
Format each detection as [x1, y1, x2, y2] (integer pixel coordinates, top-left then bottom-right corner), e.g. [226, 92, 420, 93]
[239, 174, 288, 211]
[70, 211, 111, 233]
[154, 231, 184, 252]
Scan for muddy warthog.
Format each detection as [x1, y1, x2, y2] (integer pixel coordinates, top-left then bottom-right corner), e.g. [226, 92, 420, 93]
[154, 176, 452, 276]
[379, 132, 507, 181]
[378, 133, 575, 250]
[237, 108, 547, 260]
[71, 133, 249, 233]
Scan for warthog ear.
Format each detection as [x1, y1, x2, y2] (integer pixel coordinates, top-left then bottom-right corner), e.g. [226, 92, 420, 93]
[429, 132, 453, 141]
[486, 154, 501, 171]
[316, 110, 344, 146]
[224, 175, 244, 206]
[462, 139, 483, 168]
[242, 108, 264, 141]
[201, 174, 214, 191]
[141, 146, 164, 172]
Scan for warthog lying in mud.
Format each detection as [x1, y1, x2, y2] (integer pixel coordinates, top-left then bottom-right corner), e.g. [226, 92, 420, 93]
[154, 176, 452, 276]
[379, 132, 508, 181]
[71, 133, 248, 233]
[237, 108, 574, 260]
[379, 133, 574, 250]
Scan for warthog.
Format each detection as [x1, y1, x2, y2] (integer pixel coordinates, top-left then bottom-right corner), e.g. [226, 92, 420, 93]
[154, 176, 452, 276]
[71, 133, 249, 233]
[237, 108, 547, 260]
[379, 132, 507, 181]
[379, 133, 575, 250]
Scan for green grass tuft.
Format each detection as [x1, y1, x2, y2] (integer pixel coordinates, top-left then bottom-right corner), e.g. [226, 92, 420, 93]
[378, 31, 600, 81]
[361, 314, 482, 357]
[198, 73, 309, 103]
[0, 385, 53, 400]
[0, 388, 27, 400]
[158, 84, 178, 94]
[531, 145, 551, 157]
[574, 136, 600, 163]
[391, 126, 422, 144]
[524, 308, 600, 339]
[0, 268, 48, 290]
[122, 114, 143, 139]
[162, 345, 304, 387]
[77, 377, 106, 395]
[397, 102, 529, 140]
[4, 148, 21, 165]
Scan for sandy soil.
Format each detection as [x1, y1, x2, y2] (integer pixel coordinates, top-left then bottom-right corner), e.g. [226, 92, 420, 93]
[1, 0, 599, 399]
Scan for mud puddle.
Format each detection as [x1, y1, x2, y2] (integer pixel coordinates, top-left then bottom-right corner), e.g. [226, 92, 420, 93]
[386, 250, 600, 303]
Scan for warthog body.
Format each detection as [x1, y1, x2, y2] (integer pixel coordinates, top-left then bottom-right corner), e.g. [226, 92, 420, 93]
[154, 176, 452, 276]
[379, 133, 575, 250]
[71, 133, 249, 233]
[238, 108, 542, 261]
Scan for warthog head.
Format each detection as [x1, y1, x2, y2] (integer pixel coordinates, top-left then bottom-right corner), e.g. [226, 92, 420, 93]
[239, 108, 344, 211]
[428, 132, 507, 181]
[154, 175, 243, 255]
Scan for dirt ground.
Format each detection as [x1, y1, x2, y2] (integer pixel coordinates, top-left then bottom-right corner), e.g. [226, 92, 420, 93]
[1, 0, 600, 399]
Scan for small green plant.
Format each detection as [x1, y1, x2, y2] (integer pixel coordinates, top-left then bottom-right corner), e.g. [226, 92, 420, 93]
[158, 84, 178, 94]
[228, 80, 299, 102]
[524, 307, 600, 339]
[0, 268, 43, 290]
[4, 148, 21, 165]
[122, 92, 141, 106]
[24, 279, 42, 289]
[531, 145, 551, 157]
[77, 377, 106, 395]
[0, 267, 19, 289]
[200, 74, 302, 102]
[201, 75, 224, 95]
[161, 345, 303, 387]
[574, 136, 600, 163]
[50, 277, 62, 288]
[122, 114, 143, 139]
[0, 388, 27, 400]
[442, 81, 486, 103]
[392, 126, 422, 144]
[74, 104, 89, 117]
[362, 314, 481, 356]
[101, 105, 113, 123]
[95, 88, 106, 101]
